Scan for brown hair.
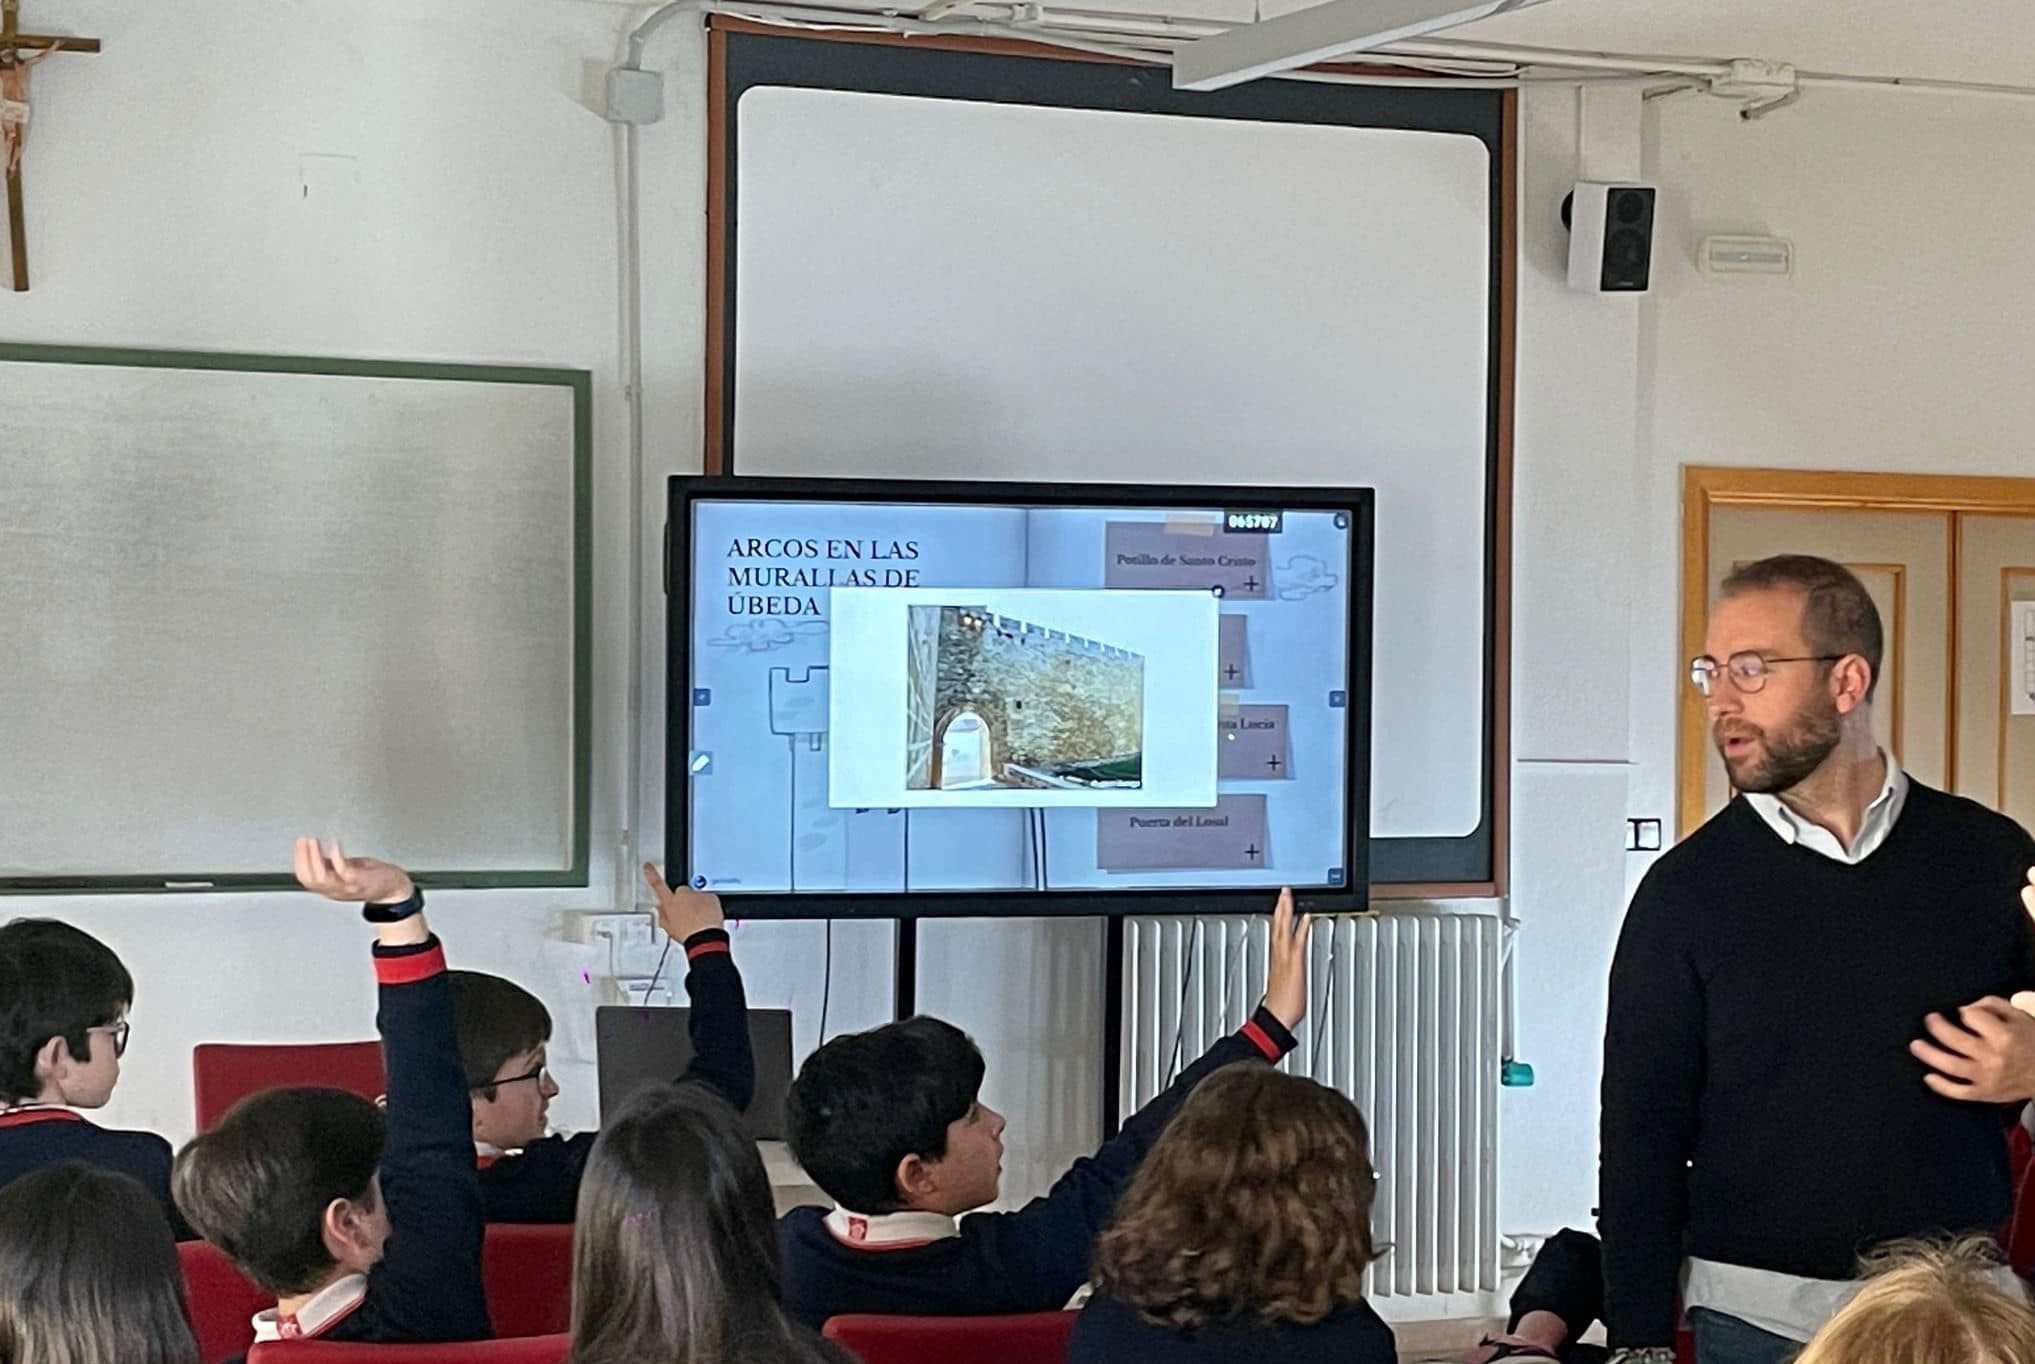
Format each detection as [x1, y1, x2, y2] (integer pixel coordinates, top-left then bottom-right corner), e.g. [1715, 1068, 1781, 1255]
[1091, 1065, 1378, 1330]
[1793, 1236, 2035, 1364]
[1721, 554, 1884, 702]
[0, 1163, 201, 1364]
[568, 1083, 840, 1364]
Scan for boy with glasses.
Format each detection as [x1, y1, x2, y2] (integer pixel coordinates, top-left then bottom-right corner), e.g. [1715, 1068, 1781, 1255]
[454, 863, 752, 1222]
[0, 918, 189, 1236]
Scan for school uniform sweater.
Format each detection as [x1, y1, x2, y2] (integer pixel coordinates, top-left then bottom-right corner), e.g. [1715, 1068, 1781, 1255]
[777, 1006, 1296, 1328]
[1069, 1294, 1397, 1364]
[0, 1108, 192, 1239]
[1599, 782, 2035, 1347]
[478, 928, 752, 1223]
[231, 934, 491, 1362]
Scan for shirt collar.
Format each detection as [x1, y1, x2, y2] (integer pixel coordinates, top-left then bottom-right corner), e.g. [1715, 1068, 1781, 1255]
[823, 1207, 961, 1251]
[1743, 748, 1908, 861]
[252, 1273, 368, 1342]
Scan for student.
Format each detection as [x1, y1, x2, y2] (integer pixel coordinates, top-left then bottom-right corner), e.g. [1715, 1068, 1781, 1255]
[456, 864, 753, 1223]
[0, 1161, 201, 1364]
[1072, 1065, 1392, 1364]
[778, 889, 1311, 1328]
[1793, 1237, 2035, 1364]
[0, 918, 190, 1237]
[568, 1081, 849, 1364]
[173, 840, 490, 1357]
[1465, 1230, 1607, 1364]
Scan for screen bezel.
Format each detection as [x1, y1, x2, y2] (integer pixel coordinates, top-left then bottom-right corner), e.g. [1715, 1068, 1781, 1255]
[667, 474, 1373, 919]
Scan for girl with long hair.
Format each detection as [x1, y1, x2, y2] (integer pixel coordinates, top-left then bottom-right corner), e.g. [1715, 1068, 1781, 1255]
[568, 1082, 847, 1364]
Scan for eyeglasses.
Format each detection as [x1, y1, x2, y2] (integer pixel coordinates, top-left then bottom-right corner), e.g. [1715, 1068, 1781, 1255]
[1689, 652, 1845, 697]
[475, 1063, 552, 1092]
[89, 1021, 130, 1059]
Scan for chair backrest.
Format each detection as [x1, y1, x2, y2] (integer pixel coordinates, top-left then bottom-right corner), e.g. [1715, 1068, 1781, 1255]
[179, 1239, 271, 1364]
[182, 1224, 575, 1362]
[247, 1336, 569, 1363]
[483, 1223, 576, 1339]
[193, 1040, 386, 1130]
[822, 1312, 1077, 1364]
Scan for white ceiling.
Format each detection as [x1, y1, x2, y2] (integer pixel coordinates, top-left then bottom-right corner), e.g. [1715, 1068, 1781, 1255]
[1370, 0, 2035, 88]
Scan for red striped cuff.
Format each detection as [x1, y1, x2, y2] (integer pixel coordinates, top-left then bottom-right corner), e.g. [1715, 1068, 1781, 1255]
[686, 939, 732, 963]
[1241, 1019, 1279, 1060]
[373, 942, 447, 985]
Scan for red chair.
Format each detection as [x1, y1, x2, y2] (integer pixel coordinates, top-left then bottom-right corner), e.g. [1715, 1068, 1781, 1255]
[483, 1224, 575, 1338]
[822, 1312, 1077, 1364]
[180, 1240, 271, 1364]
[248, 1337, 569, 1363]
[193, 1041, 386, 1130]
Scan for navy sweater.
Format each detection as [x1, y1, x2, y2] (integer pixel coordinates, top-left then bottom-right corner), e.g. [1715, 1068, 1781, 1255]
[479, 928, 753, 1224]
[1070, 1294, 1396, 1364]
[225, 935, 491, 1364]
[0, 1110, 191, 1239]
[778, 1006, 1296, 1328]
[1600, 783, 2035, 1346]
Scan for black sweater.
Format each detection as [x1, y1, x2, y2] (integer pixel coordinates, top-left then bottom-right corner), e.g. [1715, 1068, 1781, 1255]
[478, 929, 752, 1223]
[1070, 1294, 1396, 1364]
[1600, 783, 2035, 1346]
[778, 1007, 1296, 1329]
[315, 937, 493, 1349]
[0, 1111, 192, 1239]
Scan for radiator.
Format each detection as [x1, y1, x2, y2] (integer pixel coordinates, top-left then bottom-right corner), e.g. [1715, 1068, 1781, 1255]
[1122, 911, 1504, 1300]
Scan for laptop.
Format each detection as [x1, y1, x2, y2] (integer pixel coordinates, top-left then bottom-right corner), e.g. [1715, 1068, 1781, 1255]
[595, 1006, 795, 1142]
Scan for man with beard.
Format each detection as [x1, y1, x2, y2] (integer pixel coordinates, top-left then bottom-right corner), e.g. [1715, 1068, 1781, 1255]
[1599, 555, 2035, 1364]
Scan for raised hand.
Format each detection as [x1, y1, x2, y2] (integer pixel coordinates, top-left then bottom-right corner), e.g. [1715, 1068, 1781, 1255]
[643, 862, 724, 942]
[293, 838, 414, 906]
[1262, 888, 1313, 1031]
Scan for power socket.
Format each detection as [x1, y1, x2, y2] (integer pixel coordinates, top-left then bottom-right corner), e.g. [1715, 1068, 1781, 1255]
[570, 912, 668, 980]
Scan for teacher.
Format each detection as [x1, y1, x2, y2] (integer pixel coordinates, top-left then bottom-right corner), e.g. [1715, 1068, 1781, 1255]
[1600, 554, 2035, 1364]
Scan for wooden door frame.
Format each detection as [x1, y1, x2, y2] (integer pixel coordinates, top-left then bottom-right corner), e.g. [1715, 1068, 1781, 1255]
[1679, 466, 2035, 837]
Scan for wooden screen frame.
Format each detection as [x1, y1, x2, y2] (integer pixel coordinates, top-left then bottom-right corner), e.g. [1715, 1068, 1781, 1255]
[704, 23, 1516, 898]
[1678, 465, 2035, 838]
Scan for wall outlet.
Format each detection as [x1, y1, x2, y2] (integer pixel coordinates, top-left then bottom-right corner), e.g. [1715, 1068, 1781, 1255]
[569, 912, 667, 979]
[1626, 818, 1663, 852]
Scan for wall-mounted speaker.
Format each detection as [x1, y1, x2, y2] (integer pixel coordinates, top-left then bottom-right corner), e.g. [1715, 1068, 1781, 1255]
[1563, 182, 1656, 293]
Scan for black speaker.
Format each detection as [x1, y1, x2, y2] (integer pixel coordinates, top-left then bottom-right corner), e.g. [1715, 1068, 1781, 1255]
[1564, 182, 1656, 293]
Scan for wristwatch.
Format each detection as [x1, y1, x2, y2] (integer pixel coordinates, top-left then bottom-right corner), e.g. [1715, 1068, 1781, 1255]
[1607, 1349, 1677, 1364]
[362, 887, 425, 924]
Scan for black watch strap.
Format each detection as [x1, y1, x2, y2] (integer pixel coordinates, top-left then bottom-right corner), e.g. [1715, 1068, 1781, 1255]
[362, 887, 425, 924]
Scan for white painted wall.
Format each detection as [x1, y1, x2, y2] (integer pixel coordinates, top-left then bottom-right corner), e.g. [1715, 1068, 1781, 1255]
[16, 0, 2033, 1266]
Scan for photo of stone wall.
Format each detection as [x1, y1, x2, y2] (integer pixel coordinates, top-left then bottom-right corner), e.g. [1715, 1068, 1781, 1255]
[905, 605, 1144, 791]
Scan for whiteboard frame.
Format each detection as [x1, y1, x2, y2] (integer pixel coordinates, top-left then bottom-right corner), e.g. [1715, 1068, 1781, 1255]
[0, 342, 594, 895]
[703, 25, 1514, 896]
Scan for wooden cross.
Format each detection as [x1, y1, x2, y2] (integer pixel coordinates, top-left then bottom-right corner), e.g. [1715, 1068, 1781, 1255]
[0, 0, 98, 292]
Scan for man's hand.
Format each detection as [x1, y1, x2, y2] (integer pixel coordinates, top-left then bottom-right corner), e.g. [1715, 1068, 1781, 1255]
[1262, 888, 1313, 1031]
[644, 863, 724, 942]
[1911, 996, 2035, 1103]
[294, 838, 414, 906]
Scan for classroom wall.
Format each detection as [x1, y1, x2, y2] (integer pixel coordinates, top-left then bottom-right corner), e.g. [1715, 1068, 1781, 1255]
[13, 0, 2033, 1264]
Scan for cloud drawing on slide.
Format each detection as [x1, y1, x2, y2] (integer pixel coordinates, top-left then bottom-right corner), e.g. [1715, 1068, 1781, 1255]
[1276, 555, 1339, 601]
[707, 618, 829, 653]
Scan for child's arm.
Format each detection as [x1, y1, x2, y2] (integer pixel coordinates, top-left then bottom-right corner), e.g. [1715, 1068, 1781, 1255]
[956, 890, 1312, 1311]
[294, 840, 492, 1343]
[645, 864, 756, 1113]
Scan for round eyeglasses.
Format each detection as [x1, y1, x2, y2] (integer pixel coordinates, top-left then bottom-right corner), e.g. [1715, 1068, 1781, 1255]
[1689, 652, 1844, 697]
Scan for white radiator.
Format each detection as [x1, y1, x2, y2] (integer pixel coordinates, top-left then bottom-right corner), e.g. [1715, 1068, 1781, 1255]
[1122, 911, 1504, 1301]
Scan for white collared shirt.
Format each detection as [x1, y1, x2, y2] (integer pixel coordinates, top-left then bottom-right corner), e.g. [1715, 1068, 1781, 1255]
[251, 1273, 369, 1343]
[822, 1207, 960, 1250]
[1739, 748, 1908, 865]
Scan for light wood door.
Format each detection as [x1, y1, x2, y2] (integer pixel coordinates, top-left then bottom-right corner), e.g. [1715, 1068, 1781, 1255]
[1954, 514, 2035, 828]
[1699, 507, 1952, 821]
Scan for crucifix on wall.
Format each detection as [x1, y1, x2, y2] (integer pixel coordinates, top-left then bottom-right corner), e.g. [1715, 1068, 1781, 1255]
[0, 0, 98, 292]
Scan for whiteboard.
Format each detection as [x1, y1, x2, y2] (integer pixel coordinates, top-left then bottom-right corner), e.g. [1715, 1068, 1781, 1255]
[0, 350, 588, 886]
[730, 87, 1491, 842]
